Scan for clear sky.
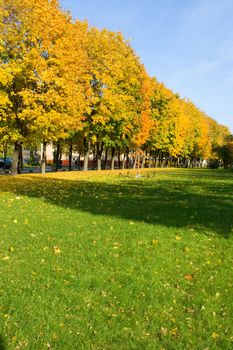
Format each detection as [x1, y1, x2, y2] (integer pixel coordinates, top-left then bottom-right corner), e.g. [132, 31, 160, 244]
[60, 0, 233, 132]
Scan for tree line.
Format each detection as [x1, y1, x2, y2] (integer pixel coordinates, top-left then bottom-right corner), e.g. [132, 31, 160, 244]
[0, 0, 231, 175]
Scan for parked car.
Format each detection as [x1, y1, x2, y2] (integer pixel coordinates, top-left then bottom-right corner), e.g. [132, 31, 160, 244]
[0, 157, 12, 169]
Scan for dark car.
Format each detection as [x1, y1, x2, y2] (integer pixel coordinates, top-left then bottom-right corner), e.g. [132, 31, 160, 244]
[0, 158, 12, 169]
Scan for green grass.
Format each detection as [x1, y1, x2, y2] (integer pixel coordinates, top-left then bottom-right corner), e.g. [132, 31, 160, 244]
[0, 168, 232, 349]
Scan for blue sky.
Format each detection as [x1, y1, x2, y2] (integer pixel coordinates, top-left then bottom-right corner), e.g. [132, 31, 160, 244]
[60, 0, 233, 132]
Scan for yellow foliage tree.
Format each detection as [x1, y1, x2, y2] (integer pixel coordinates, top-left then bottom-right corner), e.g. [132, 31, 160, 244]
[0, 0, 89, 173]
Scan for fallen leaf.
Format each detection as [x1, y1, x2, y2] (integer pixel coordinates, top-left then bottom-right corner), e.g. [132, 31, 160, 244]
[211, 332, 220, 340]
[54, 246, 61, 255]
[2, 256, 10, 261]
[184, 274, 193, 281]
[152, 239, 159, 245]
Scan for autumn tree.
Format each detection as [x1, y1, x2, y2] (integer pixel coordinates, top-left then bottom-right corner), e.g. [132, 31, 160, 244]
[0, 0, 89, 174]
[146, 80, 187, 166]
[79, 27, 147, 170]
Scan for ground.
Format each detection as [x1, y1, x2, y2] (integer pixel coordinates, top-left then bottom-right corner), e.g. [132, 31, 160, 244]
[0, 168, 232, 349]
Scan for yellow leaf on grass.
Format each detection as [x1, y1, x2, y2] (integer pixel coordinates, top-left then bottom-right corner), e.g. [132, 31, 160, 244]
[211, 332, 220, 340]
[54, 246, 61, 255]
[152, 239, 159, 245]
[2, 256, 10, 261]
[170, 327, 178, 336]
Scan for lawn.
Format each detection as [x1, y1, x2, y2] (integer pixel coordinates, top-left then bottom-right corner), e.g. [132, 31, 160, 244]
[0, 168, 232, 349]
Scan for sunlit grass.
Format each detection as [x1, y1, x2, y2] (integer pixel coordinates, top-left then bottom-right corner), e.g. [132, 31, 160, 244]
[0, 168, 232, 349]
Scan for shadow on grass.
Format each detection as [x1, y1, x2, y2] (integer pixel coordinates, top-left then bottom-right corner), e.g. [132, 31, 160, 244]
[0, 336, 6, 350]
[1, 169, 233, 238]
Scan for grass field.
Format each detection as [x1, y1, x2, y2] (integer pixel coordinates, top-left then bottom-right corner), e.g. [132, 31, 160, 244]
[0, 168, 232, 349]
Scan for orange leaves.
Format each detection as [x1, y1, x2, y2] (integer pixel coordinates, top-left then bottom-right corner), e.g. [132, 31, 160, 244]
[134, 69, 154, 147]
[184, 274, 193, 281]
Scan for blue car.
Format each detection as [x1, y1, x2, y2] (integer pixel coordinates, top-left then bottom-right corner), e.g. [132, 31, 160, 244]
[0, 158, 12, 169]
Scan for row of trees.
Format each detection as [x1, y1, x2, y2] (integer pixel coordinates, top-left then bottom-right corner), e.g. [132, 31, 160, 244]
[0, 0, 231, 174]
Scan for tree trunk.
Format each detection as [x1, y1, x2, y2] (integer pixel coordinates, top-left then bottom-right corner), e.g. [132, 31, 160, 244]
[126, 150, 130, 169]
[141, 155, 146, 169]
[11, 142, 21, 175]
[69, 143, 72, 171]
[3, 143, 7, 171]
[148, 150, 151, 168]
[96, 141, 103, 171]
[155, 152, 159, 168]
[111, 148, 115, 170]
[122, 154, 126, 170]
[96, 157, 101, 170]
[3, 143, 7, 161]
[41, 142, 47, 174]
[76, 154, 80, 169]
[117, 153, 121, 169]
[133, 155, 138, 169]
[83, 138, 90, 171]
[160, 152, 164, 167]
[18, 143, 23, 174]
[92, 144, 96, 170]
[104, 148, 108, 169]
[55, 142, 61, 172]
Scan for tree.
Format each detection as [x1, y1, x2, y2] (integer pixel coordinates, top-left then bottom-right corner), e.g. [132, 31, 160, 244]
[80, 27, 146, 170]
[216, 135, 233, 168]
[0, 0, 88, 174]
[147, 80, 187, 164]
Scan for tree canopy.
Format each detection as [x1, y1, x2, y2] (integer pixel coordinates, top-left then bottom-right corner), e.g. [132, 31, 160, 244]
[0, 0, 231, 173]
